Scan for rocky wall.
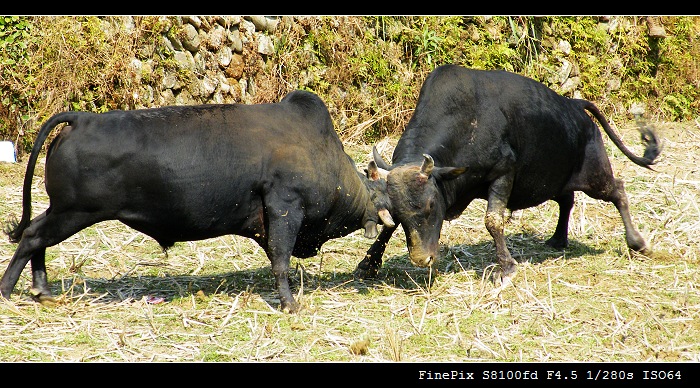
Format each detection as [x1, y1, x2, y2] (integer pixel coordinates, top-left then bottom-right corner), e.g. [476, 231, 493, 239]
[117, 16, 286, 108]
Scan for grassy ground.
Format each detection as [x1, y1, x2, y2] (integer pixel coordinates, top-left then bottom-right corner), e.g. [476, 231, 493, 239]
[0, 120, 698, 362]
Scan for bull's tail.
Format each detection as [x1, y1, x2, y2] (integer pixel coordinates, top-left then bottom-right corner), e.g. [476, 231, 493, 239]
[578, 99, 661, 170]
[5, 112, 82, 243]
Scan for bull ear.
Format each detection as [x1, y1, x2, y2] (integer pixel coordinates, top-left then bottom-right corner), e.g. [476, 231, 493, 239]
[433, 166, 467, 181]
[363, 220, 378, 239]
[420, 154, 434, 177]
[366, 160, 389, 181]
[372, 146, 392, 170]
[421, 153, 466, 181]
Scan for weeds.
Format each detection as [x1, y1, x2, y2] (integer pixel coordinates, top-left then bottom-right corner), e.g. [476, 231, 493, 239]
[3, 16, 699, 153]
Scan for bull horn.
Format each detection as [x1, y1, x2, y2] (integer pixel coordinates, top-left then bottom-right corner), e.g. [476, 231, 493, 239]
[421, 154, 434, 176]
[373, 146, 392, 170]
[378, 208, 395, 228]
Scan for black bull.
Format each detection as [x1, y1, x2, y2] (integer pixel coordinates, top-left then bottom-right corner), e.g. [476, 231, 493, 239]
[0, 90, 394, 313]
[355, 64, 661, 282]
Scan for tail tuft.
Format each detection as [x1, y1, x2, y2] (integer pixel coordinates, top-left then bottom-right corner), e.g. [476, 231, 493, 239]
[636, 118, 663, 167]
[4, 216, 22, 243]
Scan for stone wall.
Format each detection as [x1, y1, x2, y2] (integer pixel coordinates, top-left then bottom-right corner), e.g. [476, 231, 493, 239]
[119, 16, 285, 108]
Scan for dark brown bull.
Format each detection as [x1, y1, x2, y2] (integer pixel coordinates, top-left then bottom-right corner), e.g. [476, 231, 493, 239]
[1, 90, 394, 313]
[355, 64, 660, 283]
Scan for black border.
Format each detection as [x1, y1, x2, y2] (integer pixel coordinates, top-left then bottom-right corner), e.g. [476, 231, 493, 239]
[2, 362, 696, 385]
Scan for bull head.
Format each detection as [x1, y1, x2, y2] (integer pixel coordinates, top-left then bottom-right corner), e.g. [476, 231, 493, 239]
[376, 150, 466, 268]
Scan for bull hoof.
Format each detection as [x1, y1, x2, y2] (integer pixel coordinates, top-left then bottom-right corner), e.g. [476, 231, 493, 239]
[281, 300, 302, 314]
[30, 288, 57, 307]
[353, 267, 378, 280]
[491, 260, 518, 287]
[545, 236, 568, 250]
[631, 246, 653, 258]
[353, 262, 379, 280]
[353, 266, 379, 280]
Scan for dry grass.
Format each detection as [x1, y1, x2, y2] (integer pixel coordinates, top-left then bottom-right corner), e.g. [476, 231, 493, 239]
[0, 120, 698, 362]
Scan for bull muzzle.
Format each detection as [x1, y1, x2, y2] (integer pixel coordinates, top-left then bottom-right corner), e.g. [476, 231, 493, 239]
[409, 253, 434, 268]
[406, 229, 437, 268]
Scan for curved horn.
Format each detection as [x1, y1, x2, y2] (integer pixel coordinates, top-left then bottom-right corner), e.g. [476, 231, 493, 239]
[421, 154, 434, 176]
[372, 146, 392, 170]
[378, 208, 395, 228]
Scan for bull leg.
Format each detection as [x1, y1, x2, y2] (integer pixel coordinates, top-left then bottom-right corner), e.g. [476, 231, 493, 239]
[1, 212, 45, 299]
[268, 249, 298, 314]
[586, 178, 649, 253]
[485, 173, 517, 284]
[0, 241, 48, 300]
[1, 210, 99, 302]
[29, 247, 51, 300]
[354, 225, 396, 279]
[571, 141, 649, 254]
[545, 192, 575, 249]
[264, 198, 305, 314]
[614, 180, 649, 253]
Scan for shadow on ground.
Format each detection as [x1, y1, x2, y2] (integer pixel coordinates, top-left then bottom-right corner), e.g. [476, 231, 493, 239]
[12, 232, 604, 311]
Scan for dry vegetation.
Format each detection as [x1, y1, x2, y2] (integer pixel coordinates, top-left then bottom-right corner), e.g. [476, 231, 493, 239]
[0, 117, 698, 363]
